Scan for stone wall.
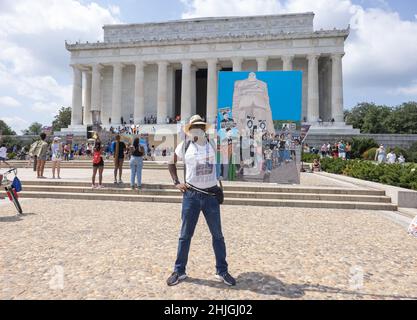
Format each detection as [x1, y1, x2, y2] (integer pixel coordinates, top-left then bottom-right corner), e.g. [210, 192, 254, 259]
[305, 133, 417, 149]
[103, 13, 315, 43]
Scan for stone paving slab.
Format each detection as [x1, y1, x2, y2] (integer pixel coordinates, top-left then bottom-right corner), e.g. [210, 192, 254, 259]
[1, 199, 416, 300]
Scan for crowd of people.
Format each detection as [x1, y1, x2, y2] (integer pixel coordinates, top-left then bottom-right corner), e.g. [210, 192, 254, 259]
[374, 145, 406, 164]
[263, 134, 300, 173]
[304, 141, 352, 160]
[17, 132, 177, 189]
[108, 115, 183, 132]
[108, 115, 184, 135]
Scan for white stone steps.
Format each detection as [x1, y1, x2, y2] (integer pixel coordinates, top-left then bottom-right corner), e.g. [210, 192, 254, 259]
[0, 190, 397, 210]
[20, 180, 385, 196]
[19, 185, 392, 203]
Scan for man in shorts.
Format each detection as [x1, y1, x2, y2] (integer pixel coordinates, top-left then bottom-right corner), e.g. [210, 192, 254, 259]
[0, 144, 11, 168]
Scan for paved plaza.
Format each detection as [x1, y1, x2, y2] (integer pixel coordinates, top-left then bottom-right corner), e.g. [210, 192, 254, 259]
[0, 166, 362, 187]
[1, 168, 417, 300]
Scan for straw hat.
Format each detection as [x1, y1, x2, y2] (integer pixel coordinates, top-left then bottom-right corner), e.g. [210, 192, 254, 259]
[183, 115, 210, 135]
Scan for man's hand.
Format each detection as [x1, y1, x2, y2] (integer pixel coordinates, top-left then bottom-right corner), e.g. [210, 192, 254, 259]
[176, 183, 188, 193]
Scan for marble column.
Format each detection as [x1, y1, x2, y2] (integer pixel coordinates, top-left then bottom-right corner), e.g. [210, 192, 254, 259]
[191, 66, 197, 116]
[181, 60, 192, 122]
[83, 71, 92, 125]
[256, 57, 268, 71]
[307, 54, 320, 123]
[331, 53, 345, 123]
[157, 61, 169, 124]
[282, 55, 294, 71]
[71, 65, 83, 126]
[134, 61, 146, 124]
[232, 57, 243, 71]
[206, 58, 218, 123]
[111, 62, 123, 125]
[91, 64, 103, 124]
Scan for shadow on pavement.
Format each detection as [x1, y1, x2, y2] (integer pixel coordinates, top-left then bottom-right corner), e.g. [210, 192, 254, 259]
[0, 212, 36, 223]
[186, 272, 417, 300]
[0, 215, 23, 223]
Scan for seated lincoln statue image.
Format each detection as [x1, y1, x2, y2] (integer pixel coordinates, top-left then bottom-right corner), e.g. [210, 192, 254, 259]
[232, 72, 275, 135]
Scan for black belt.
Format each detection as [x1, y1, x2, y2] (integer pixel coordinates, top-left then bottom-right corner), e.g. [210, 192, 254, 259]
[185, 183, 217, 196]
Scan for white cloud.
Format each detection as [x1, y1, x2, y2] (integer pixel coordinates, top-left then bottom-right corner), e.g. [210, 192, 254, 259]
[32, 101, 65, 114]
[392, 82, 417, 96]
[0, 0, 121, 132]
[0, 96, 21, 108]
[0, 116, 29, 134]
[345, 8, 417, 84]
[0, 0, 119, 39]
[181, 0, 282, 18]
[284, 0, 361, 29]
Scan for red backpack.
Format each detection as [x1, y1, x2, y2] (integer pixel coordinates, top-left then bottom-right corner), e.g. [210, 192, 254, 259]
[93, 151, 102, 164]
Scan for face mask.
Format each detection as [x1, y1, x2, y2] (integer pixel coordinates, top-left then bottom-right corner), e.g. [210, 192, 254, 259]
[189, 128, 205, 139]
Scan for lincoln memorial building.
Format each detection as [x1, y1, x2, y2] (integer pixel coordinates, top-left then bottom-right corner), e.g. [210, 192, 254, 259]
[64, 12, 358, 134]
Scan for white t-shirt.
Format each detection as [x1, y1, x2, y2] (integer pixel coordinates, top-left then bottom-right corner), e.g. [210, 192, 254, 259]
[387, 153, 396, 164]
[264, 149, 272, 160]
[0, 146, 7, 158]
[175, 140, 218, 189]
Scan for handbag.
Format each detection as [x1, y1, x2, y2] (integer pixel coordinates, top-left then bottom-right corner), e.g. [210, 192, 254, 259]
[93, 151, 102, 165]
[12, 176, 22, 192]
[212, 181, 224, 205]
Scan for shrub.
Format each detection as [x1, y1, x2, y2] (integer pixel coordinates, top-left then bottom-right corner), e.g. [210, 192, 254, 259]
[320, 158, 417, 190]
[343, 160, 383, 182]
[320, 157, 348, 174]
[302, 153, 320, 163]
[350, 137, 379, 159]
[362, 147, 378, 160]
[408, 151, 417, 163]
[7, 152, 16, 160]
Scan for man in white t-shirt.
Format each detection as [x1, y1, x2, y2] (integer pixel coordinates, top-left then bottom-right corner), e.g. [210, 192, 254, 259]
[166, 115, 236, 287]
[0, 144, 11, 168]
[387, 151, 397, 164]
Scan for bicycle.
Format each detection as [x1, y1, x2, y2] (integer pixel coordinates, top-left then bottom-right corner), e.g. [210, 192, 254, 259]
[0, 168, 23, 214]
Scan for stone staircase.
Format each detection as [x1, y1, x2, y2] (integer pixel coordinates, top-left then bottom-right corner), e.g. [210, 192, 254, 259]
[5, 160, 182, 170]
[2, 180, 398, 211]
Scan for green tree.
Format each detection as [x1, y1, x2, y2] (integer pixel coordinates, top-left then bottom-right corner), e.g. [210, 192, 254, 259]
[52, 107, 71, 132]
[1, 136, 19, 148]
[0, 119, 16, 135]
[345, 102, 392, 133]
[385, 102, 417, 134]
[22, 122, 43, 135]
[407, 141, 417, 163]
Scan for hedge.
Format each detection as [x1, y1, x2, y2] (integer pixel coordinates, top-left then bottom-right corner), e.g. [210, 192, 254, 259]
[319, 158, 417, 191]
[301, 153, 320, 163]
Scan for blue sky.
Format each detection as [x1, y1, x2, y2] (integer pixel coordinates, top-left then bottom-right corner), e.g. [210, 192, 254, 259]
[0, 0, 416, 133]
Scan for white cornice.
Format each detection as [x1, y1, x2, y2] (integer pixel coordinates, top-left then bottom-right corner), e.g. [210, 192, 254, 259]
[66, 29, 349, 52]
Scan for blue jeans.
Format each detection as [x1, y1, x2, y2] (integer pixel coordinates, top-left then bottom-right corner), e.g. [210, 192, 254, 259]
[129, 156, 143, 186]
[174, 189, 228, 275]
[266, 159, 272, 171]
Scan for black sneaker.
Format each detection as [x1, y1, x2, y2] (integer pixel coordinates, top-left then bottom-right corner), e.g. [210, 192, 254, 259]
[166, 272, 187, 286]
[215, 272, 236, 286]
